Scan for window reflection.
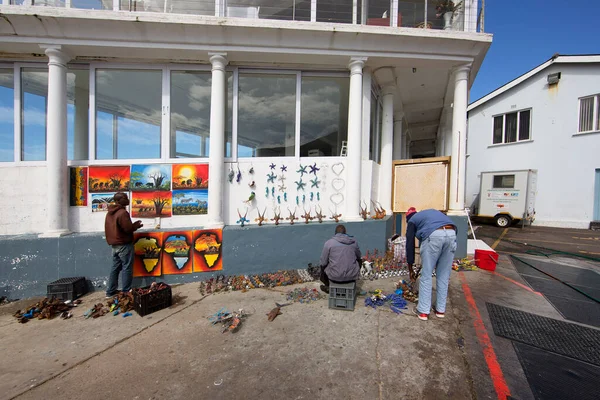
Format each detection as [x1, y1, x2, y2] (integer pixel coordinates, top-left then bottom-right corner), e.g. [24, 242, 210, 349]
[95, 69, 161, 160]
[300, 76, 349, 157]
[0, 69, 14, 162]
[71, 0, 112, 10]
[170, 71, 233, 158]
[238, 73, 296, 157]
[67, 69, 89, 161]
[22, 69, 47, 161]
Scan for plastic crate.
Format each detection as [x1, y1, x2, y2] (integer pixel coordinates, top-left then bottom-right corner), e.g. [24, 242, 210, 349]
[328, 281, 356, 311]
[47, 277, 87, 301]
[133, 284, 172, 317]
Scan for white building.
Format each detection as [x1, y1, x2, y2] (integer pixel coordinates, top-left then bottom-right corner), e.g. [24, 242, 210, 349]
[0, 0, 490, 237]
[466, 55, 600, 229]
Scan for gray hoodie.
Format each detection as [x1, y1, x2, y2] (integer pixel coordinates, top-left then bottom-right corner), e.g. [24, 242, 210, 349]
[319, 233, 362, 282]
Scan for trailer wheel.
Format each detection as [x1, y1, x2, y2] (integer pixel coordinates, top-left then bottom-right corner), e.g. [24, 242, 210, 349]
[494, 214, 512, 228]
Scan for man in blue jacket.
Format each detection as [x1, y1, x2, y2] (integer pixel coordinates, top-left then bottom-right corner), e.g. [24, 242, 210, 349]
[406, 207, 457, 321]
[319, 224, 362, 293]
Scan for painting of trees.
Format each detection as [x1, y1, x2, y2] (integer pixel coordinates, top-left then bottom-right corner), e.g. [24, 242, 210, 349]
[172, 164, 209, 190]
[130, 164, 171, 191]
[131, 191, 172, 218]
[88, 166, 131, 193]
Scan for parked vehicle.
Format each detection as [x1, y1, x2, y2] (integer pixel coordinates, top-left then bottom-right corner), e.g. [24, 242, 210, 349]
[472, 169, 537, 228]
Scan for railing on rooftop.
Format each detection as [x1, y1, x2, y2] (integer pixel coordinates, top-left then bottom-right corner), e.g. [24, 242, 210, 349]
[4, 0, 484, 33]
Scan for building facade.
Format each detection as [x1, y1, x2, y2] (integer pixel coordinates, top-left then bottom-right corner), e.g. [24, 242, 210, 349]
[466, 55, 600, 229]
[0, 0, 490, 298]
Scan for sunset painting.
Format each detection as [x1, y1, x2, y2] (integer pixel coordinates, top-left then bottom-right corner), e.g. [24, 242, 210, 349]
[172, 164, 209, 190]
[131, 191, 172, 218]
[192, 229, 223, 272]
[162, 231, 193, 275]
[88, 166, 130, 193]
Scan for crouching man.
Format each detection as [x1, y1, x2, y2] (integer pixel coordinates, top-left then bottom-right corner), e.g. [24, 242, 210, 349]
[319, 224, 362, 293]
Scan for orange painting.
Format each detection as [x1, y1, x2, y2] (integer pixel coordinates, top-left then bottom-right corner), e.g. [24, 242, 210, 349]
[192, 229, 223, 272]
[89, 166, 130, 193]
[172, 164, 209, 190]
[161, 231, 193, 275]
[131, 191, 172, 218]
[133, 232, 163, 277]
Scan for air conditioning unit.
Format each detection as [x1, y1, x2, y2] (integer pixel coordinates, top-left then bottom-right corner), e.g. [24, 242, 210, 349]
[547, 72, 561, 85]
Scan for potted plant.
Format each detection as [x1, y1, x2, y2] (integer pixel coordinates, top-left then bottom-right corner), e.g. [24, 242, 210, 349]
[436, 1, 462, 30]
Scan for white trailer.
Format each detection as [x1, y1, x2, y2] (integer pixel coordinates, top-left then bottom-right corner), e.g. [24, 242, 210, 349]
[474, 169, 537, 227]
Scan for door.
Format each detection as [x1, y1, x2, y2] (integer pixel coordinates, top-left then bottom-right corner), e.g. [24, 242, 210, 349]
[594, 169, 600, 221]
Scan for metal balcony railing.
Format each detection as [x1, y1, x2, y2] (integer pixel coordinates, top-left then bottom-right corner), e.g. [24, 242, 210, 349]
[4, 0, 485, 33]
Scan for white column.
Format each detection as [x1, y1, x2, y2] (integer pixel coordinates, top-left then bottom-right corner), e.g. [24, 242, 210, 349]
[448, 65, 470, 214]
[379, 86, 394, 214]
[41, 46, 71, 237]
[393, 112, 403, 160]
[361, 68, 371, 161]
[345, 57, 367, 221]
[73, 74, 89, 160]
[207, 53, 228, 227]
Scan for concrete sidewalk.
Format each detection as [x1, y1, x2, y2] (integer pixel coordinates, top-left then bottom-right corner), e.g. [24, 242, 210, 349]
[2, 278, 474, 400]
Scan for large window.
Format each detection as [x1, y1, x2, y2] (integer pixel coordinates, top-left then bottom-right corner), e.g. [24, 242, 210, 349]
[492, 109, 531, 145]
[578, 95, 600, 133]
[21, 69, 48, 161]
[300, 76, 349, 157]
[67, 69, 89, 161]
[0, 69, 14, 162]
[237, 73, 296, 157]
[95, 69, 162, 160]
[170, 71, 233, 158]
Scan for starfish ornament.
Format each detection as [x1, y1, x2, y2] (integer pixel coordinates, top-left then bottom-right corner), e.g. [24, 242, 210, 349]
[310, 177, 320, 188]
[309, 163, 320, 175]
[269, 163, 276, 170]
[295, 179, 306, 191]
[296, 165, 307, 177]
[278, 183, 287, 192]
[280, 165, 287, 172]
[267, 172, 277, 183]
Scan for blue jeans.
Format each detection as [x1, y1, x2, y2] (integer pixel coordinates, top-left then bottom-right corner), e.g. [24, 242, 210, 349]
[107, 244, 134, 296]
[417, 229, 457, 314]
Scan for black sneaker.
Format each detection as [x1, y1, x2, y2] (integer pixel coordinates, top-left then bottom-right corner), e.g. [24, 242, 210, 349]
[319, 284, 329, 294]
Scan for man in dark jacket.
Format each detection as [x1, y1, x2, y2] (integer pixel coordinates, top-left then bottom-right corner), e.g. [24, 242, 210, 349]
[318, 224, 362, 293]
[104, 192, 143, 297]
[406, 207, 457, 321]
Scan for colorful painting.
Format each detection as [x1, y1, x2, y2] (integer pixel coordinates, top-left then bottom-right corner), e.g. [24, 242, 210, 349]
[91, 193, 116, 212]
[69, 167, 88, 206]
[131, 191, 172, 218]
[133, 232, 163, 277]
[172, 164, 209, 190]
[161, 231, 193, 275]
[89, 166, 130, 193]
[130, 164, 171, 192]
[172, 190, 208, 216]
[192, 229, 223, 272]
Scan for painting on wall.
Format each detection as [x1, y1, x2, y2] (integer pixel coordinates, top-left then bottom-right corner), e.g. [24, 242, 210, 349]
[133, 231, 163, 277]
[172, 190, 208, 216]
[91, 193, 117, 212]
[89, 166, 130, 193]
[192, 229, 223, 272]
[69, 167, 88, 206]
[130, 164, 171, 192]
[172, 164, 209, 190]
[161, 231, 193, 275]
[131, 191, 172, 218]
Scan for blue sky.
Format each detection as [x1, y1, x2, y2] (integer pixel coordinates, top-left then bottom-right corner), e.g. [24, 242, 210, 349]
[470, 1, 600, 102]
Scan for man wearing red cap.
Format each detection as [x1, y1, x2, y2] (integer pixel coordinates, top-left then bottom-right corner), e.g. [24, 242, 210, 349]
[405, 207, 457, 321]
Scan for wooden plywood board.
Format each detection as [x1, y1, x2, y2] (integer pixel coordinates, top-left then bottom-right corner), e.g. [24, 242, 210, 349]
[393, 162, 448, 212]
